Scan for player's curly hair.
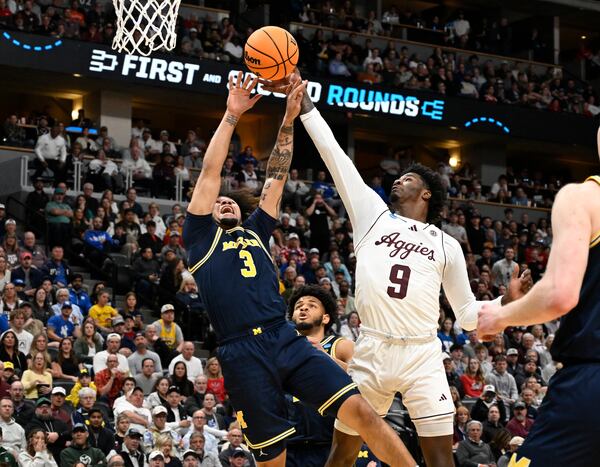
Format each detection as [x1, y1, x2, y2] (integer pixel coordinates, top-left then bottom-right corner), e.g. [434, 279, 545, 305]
[401, 163, 446, 224]
[288, 285, 337, 332]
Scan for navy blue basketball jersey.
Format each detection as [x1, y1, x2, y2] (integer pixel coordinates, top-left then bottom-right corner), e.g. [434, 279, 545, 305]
[183, 208, 286, 341]
[287, 335, 345, 444]
[551, 176, 600, 364]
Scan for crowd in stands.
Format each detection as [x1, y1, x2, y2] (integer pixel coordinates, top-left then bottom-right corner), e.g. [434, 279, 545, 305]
[0, 120, 559, 464]
[293, 25, 599, 116]
[1, 0, 598, 117]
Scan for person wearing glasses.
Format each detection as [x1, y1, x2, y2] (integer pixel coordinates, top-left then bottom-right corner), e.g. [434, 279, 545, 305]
[181, 410, 225, 456]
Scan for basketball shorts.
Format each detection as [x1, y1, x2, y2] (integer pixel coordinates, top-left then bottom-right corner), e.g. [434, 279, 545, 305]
[217, 321, 359, 461]
[335, 327, 455, 437]
[508, 363, 600, 466]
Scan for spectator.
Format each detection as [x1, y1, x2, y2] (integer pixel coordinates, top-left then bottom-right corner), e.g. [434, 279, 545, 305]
[50, 337, 79, 383]
[442, 352, 464, 398]
[0, 398, 25, 460]
[118, 427, 145, 467]
[60, 423, 107, 467]
[88, 150, 124, 194]
[95, 354, 127, 407]
[170, 362, 194, 399]
[121, 146, 153, 191]
[113, 386, 151, 433]
[25, 398, 68, 462]
[200, 358, 224, 404]
[168, 342, 203, 383]
[219, 429, 254, 467]
[21, 352, 52, 400]
[0, 331, 27, 376]
[505, 401, 534, 438]
[42, 246, 71, 288]
[133, 357, 161, 396]
[88, 290, 118, 334]
[339, 310, 360, 342]
[33, 125, 67, 182]
[44, 188, 72, 249]
[93, 333, 129, 374]
[455, 420, 495, 467]
[152, 304, 184, 353]
[460, 357, 485, 398]
[9, 309, 33, 355]
[485, 354, 518, 406]
[74, 320, 103, 367]
[470, 384, 507, 423]
[481, 405, 504, 444]
[491, 248, 517, 291]
[86, 406, 114, 456]
[17, 427, 57, 467]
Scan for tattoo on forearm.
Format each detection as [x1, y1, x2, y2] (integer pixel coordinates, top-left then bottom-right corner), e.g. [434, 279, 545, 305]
[300, 91, 315, 115]
[225, 113, 239, 127]
[266, 125, 294, 181]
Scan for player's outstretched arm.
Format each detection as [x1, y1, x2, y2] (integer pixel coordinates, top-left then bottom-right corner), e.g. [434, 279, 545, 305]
[477, 183, 592, 339]
[296, 81, 387, 241]
[187, 72, 262, 215]
[258, 79, 307, 219]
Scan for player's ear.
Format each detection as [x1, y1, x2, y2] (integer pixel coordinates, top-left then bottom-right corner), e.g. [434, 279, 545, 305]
[422, 190, 432, 201]
[322, 313, 330, 326]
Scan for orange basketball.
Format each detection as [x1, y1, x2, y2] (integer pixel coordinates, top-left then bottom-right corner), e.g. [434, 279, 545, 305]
[244, 26, 299, 81]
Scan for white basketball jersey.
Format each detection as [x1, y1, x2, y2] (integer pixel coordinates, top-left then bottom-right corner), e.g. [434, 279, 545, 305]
[301, 108, 491, 334]
[354, 212, 446, 336]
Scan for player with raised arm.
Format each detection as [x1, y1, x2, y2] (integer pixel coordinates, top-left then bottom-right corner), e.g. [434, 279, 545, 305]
[477, 128, 600, 467]
[261, 70, 532, 467]
[183, 73, 416, 467]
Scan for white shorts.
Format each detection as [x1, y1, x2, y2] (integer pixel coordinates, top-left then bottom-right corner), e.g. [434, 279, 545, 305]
[336, 328, 455, 437]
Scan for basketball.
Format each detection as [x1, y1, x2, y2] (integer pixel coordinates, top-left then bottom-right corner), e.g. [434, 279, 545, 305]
[244, 26, 299, 81]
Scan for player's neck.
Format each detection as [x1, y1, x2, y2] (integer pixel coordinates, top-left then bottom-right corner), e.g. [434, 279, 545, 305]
[392, 202, 428, 224]
[302, 328, 325, 341]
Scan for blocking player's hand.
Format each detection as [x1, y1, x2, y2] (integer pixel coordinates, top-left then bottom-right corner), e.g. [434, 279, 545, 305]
[477, 302, 503, 341]
[259, 67, 302, 94]
[283, 79, 307, 123]
[504, 264, 533, 304]
[226, 71, 262, 118]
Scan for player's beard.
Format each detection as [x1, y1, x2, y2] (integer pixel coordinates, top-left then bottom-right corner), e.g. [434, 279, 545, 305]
[219, 216, 239, 229]
[295, 315, 323, 332]
[389, 190, 400, 204]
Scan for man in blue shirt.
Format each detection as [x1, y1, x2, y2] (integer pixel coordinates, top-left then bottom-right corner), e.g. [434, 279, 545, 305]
[84, 217, 114, 265]
[69, 274, 92, 316]
[47, 302, 79, 342]
[42, 246, 71, 288]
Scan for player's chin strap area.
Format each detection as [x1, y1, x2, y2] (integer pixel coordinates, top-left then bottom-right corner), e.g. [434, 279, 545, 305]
[359, 326, 437, 345]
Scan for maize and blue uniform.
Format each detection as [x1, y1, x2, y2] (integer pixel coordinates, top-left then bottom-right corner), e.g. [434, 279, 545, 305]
[183, 208, 358, 460]
[509, 175, 600, 467]
[286, 334, 343, 467]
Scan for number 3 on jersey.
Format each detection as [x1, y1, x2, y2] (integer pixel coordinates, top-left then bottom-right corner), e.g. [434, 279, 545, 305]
[239, 250, 257, 278]
[387, 265, 411, 299]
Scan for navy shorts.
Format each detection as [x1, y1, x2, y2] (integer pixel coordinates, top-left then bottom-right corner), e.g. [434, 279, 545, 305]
[217, 321, 358, 460]
[286, 443, 330, 467]
[510, 363, 600, 466]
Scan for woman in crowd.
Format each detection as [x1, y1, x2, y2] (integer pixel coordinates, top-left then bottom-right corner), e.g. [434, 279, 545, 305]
[449, 385, 462, 409]
[171, 361, 194, 399]
[453, 405, 471, 449]
[22, 352, 53, 399]
[160, 259, 185, 303]
[200, 393, 225, 430]
[51, 337, 80, 382]
[114, 413, 130, 452]
[31, 287, 53, 325]
[74, 195, 94, 221]
[460, 357, 486, 398]
[339, 310, 361, 342]
[120, 292, 140, 319]
[0, 283, 21, 315]
[28, 333, 52, 367]
[74, 319, 103, 367]
[488, 333, 507, 358]
[475, 344, 493, 377]
[489, 428, 512, 463]
[0, 255, 11, 293]
[155, 434, 182, 467]
[0, 330, 27, 375]
[18, 428, 58, 467]
[101, 189, 119, 217]
[146, 376, 170, 410]
[204, 357, 226, 404]
[2, 235, 20, 268]
[318, 277, 337, 300]
[437, 317, 456, 352]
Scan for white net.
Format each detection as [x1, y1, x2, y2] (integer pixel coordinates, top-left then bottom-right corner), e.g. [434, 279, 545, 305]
[112, 0, 182, 56]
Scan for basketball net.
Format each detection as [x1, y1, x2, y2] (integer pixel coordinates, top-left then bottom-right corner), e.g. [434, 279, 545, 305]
[112, 0, 181, 56]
